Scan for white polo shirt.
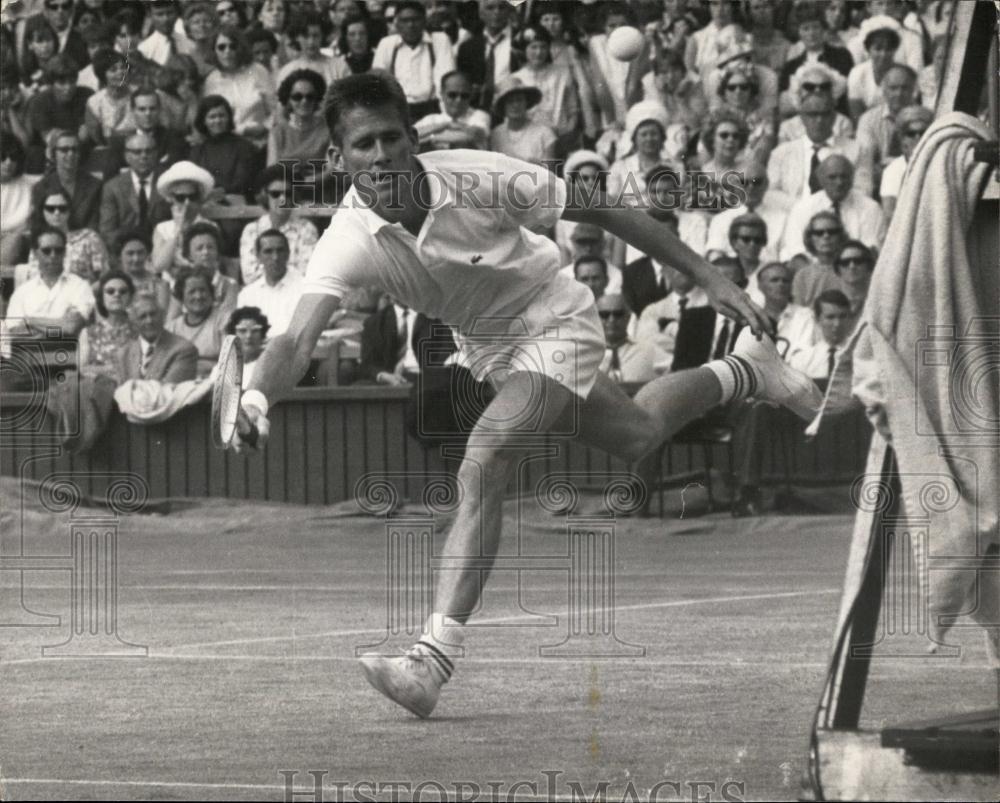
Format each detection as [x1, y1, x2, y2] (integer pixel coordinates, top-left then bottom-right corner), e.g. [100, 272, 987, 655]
[236, 269, 304, 338]
[304, 150, 568, 334]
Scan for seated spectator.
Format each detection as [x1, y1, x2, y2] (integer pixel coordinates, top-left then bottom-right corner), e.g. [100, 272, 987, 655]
[709, 60, 777, 163]
[632, 51, 708, 131]
[766, 93, 859, 201]
[558, 224, 622, 294]
[359, 298, 450, 386]
[572, 255, 611, 301]
[597, 293, 658, 384]
[177, 2, 219, 78]
[24, 55, 92, 156]
[1, 71, 32, 165]
[258, 0, 295, 67]
[607, 102, 676, 208]
[326, 0, 367, 54]
[187, 96, 261, 200]
[83, 49, 134, 145]
[30, 129, 103, 233]
[634, 264, 709, 365]
[115, 231, 172, 312]
[704, 30, 780, 115]
[645, 166, 707, 261]
[705, 161, 789, 263]
[177, 223, 239, 318]
[511, 24, 580, 158]
[754, 261, 816, 354]
[78, 271, 137, 381]
[151, 160, 219, 277]
[26, 189, 109, 284]
[334, 13, 376, 75]
[588, 2, 636, 129]
[854, 64, 918, 199]
[19, 16, 61, 99]
[685, 0, 743, 82]
[727, 213, 768, 302]
[535, 3, 599, 141]
[695, 109, 752, 206]
[622, 203, 684, 316]
[847, 1, 924, 74]
[456, 0, 521, 112]
[789, 210, 848, 307]
[779, 2, 854, 93]
[216, 1, 249, 35]
[778, 63, 853, 142]
[2, 227, 95, 359]
[415, 71, 491, 151]
[237, 230, 303, 337]
[847, 15, 904, 121]
[488, 76, 556, 166]
[879, 104, 933, 221]
[239, 165, 319, 285]
[831, 240, 875, 325]
[138, 1, 183, 67]
[555, 149, 613, 264]
[372, 1, 455, 121]
[744, 0, 791, 72]
[203, 28, 276, 146]
[225, 306, 269, 389]
[116, 293, 198, 383]
[164, 268, 228, 378]
[268, 69, 331, 177]
[109, 9, 161, 89]
[106, 88, 190, 175]
[162, 54, 203, 136]
[99, 132, 172, 247]
[247, 27, 280, 80]
[787, 288, 854, 382]
[780, 154, 885, 261]
[0, 136, 34, 268]
[278, 10, 347, 88]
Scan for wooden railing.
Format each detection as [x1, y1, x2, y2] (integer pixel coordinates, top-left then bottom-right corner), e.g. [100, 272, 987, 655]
[0, 386, 871, 508]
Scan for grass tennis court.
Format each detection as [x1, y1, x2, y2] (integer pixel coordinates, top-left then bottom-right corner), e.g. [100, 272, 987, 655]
[2, 482, 995, 801]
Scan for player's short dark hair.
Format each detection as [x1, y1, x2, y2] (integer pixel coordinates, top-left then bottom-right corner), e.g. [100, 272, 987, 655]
[255, 228, 289, 252]
[573, 255, 608, 278]
[277, 68, 326, 107]
[813, 289, 851, 316]
[182, 222, 222, 259]
[173, 267, 215, 302]
[226, 306, 271, 338]
[324, 72, 411, 143]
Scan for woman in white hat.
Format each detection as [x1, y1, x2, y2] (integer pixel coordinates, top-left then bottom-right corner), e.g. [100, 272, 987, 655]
[606, 101, 681, 209]
[488, 76, 556, 167]
[847, 15, 903, 121]
[151, 161, 219, 278]
[555, 149, 617, 266]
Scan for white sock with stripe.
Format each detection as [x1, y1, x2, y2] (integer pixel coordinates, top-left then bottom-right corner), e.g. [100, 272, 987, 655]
[705, 356, 758, 405]
[414, 613, 464, 685]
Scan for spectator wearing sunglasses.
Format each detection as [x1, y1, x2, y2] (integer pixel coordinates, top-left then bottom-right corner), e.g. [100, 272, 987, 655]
[414, 71, 491, 151]
[30, 129, 103, 233]
[831, 240, 875, 325]
[203, 29, 276, 147]
[239, 165, 319, 286]
[727, 213, 768, 303]
[150, 160, 219, 277]
[78, 270, 137, 381]
[789, 209, 847, 308]
[705, 161, 788, 265]
[268, 69, 331, 175]
[778, 63, 853, 144]
[25, 54, 92, 153]
[26, 188, 109, 284]
[879, 104, 932, 221]
[597, 293, 658, 385]
[711, 61, 775, 165]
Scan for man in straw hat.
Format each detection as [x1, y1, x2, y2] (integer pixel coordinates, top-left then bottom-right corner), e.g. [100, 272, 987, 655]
[235, 72, 823, 718]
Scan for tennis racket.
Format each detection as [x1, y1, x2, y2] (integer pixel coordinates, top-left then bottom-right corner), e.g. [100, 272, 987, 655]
[212, 335, 259, 450]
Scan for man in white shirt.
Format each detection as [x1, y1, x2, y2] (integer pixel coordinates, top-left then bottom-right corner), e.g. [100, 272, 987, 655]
[138, 1, 185, 66]
[238, 73, 821, 719]
[767, 93, 861, 201]
[854, 64, 917, 199]
[237, 231, 304, 338]
[788, 289, 854, 381]
[634, 265, 709, 371]
[727, 213, 768, 305]
[456, 0, 518, 110]
[372, 1, 455, 119]
[755, 262, 816, 356]
[2, 227, 94, 359]
[558, 224, 622, 294]
[706, 162, 791, 264]
[414, 71, 492, 151]
[780, 154, 885, 261]
[597, 293, 658, 384]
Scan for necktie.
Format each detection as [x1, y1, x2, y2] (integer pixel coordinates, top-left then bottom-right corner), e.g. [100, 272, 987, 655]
[397, 309, 409, 361]
[678, 296, 688, 316]
[809, 143, 823, 193]
[481, 38, 497, 108]
[138, 178, 149, 225]
[609, 346, 622, 383]
[827, 345, 837, 379]
[830, 199, 841, 219]
[140, 342, 154, 378]
[713, 319, 731, 360]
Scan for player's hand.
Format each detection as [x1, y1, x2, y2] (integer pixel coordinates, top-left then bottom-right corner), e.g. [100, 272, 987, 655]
[233, 397, 270, 452]
[701, 269, 774, 339]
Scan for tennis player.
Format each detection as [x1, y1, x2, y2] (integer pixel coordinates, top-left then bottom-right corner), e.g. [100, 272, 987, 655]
[238, 73, 821, 717]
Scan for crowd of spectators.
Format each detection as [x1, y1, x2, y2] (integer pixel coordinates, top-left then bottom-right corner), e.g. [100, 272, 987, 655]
[0, 0, 965, 509]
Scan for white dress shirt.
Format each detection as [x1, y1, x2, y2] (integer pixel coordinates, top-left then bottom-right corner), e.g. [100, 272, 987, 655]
[599, 339, 659, 384]
[704, 193, 793, 265]
[393, 304, 420, 373]
[236, 270, 304, 338]
[768, 303, 817, 358]
[373, 32, 455, 103]
[788, 338, 849, 380]
[767, 135, 860, 200]
[1, 272, 95, 357]
[558, 262, 623, 294]
[779, 188, 886, 261]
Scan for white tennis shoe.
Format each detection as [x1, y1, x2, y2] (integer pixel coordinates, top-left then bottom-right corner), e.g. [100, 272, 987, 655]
[359, 648, 443, 718]
[732, 329, 823, 420]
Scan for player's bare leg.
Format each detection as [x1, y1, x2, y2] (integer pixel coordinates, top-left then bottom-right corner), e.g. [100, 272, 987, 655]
[359, 372, 575, 718]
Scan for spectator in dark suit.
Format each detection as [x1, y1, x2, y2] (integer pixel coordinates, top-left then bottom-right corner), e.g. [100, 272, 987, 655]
[104, 87, 189, 177]
[360, 299, 455, 386]
[116, 293, 198, 384]
[621, 210, 680, 317]
[779, 2, 853, 92]
[670, 257, 746, 372]
[99, 132, 171, 246]
[40, 0, 90, 69]
[24, 54, 91, 155]
[30, 129, 102, 233]
[457, 0, 522, 111]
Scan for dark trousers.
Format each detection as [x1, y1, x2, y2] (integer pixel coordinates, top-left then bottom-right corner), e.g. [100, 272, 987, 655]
[408, 99, 441, 121]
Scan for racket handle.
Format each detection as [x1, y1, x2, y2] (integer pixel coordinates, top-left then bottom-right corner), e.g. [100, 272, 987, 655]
[236, 408, 260, 448]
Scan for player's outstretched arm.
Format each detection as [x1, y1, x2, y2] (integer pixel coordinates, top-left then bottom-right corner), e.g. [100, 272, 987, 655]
[239, 292, 341, 449]
[563, 194, 773, 337]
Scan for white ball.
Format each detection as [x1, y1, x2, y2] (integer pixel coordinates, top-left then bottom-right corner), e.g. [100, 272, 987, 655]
[607, 26, 644, 62]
